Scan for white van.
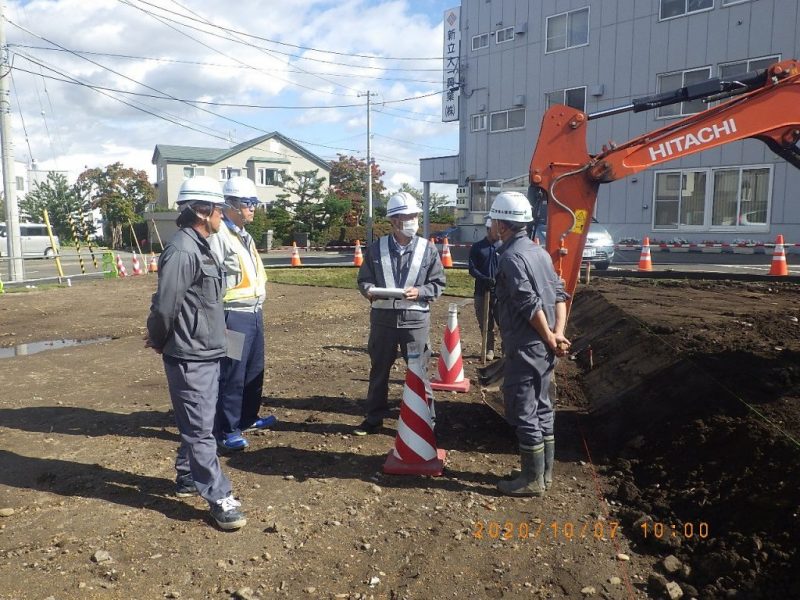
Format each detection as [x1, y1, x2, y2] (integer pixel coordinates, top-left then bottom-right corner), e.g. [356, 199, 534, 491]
[0, 222, 61, 257]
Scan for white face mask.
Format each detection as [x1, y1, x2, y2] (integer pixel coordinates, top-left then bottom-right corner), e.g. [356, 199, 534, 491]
[400, 218, 419, 237]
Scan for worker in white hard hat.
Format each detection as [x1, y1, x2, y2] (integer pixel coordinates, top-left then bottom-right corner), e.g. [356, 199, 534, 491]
[489, 191, 570, 497]
[468, 216, 500, 360]
[208, 176, 276, 453]
[355, 191, 446, 435]
[146, 175, 246, 530]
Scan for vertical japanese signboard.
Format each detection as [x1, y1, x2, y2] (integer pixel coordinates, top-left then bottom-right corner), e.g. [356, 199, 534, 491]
[442, 7, 460, 122]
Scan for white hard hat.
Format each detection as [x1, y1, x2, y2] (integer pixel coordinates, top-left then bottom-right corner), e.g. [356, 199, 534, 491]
[386, 191, 420, 218]
[223, 176, 259, 203]
[177, 176, 226, 207]
[489, 191, 532, 223]
[485, 217, 492, 228]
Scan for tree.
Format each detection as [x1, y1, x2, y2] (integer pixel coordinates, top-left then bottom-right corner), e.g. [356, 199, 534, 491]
[19, 172, 85, 240]
[394, 182, 456, 224]
[328, 155, 385, 226]
[275, 169, 350, 242]
[76, 162, 154, 249]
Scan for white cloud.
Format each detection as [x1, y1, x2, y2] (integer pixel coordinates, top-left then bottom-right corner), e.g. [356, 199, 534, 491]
[6, 0, 458, 189]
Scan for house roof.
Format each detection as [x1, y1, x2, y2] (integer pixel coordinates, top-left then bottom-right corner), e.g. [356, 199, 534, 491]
[152, 132, 330, 171]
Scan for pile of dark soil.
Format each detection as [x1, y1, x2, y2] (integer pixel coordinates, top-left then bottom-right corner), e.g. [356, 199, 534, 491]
[568, 280, 800, 599]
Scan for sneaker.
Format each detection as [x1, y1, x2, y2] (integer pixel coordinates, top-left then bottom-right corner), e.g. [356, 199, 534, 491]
[353, 419, 383, 436]
[218, 433, 249, 452]
[209, 495, 246, 530]
[175, 474, 197, 498]
[242, 415, 278, 432]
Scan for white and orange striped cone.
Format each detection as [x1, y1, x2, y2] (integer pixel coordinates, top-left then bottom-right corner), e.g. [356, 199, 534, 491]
[115, 254, 127, 277]
[430, 303, 470, 392]
[131, 252, 143, 276]
[638, 237, 653, 272]
[383, 342, 446, 476]
[768, 234, 789, 276]
[148, 253, 158, 273]
[353, 240, 363, 267]
[441, 237, 454, 268]
[290, 241, 303, 267]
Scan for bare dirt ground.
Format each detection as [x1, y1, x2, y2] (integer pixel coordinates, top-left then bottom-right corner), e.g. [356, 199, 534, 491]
[0, 274, 797, 600]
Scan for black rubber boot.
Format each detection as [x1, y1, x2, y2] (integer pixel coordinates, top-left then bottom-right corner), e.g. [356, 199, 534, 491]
[544, 435, 555, 490]
[498, 444, 546, 497]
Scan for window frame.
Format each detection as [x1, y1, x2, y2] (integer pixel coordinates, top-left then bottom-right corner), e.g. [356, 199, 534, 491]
[659, 0, 714, 21]
[718, 54, 780, 79]
[656, 66, 712, 119]
[495, 26, 515, 44]
[545, 86, 587, 112]
[489, 108, 526, 133]
[470, 113, 487, 132]
[471, 33, 489, 51]
[183, 166, 206, 179]
[257, 167, 285, 187]
[652, 164, 772, 232]
[721, 0, 749, 5]
[545, 7, 590, 54]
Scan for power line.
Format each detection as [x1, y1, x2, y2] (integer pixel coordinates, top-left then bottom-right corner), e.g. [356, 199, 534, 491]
[114, 0, 443, 73]
[137, 0, 443, 61]
[8, 44, 444, 85]
[372, 133, 456, 153]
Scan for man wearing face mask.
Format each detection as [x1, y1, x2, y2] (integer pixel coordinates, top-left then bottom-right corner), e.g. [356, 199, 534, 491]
[355, 191, 446, 435]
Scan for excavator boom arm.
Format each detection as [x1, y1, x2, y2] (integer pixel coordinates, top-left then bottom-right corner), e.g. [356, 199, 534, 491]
[529, 59, 800, 305]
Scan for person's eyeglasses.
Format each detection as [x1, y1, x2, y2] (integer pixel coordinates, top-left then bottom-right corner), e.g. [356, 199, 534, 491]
[241, 200, 259, 208]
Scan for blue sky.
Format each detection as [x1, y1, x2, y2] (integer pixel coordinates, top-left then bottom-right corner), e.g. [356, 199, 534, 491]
[6, 0, 460, 196]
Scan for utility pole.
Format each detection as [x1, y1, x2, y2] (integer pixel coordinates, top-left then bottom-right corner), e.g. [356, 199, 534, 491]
[0, 0, 22, 281]
[358, 91, 377, 245]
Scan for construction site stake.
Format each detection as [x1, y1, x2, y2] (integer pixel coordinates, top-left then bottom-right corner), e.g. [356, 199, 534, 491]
[129, 221, 147, 274]
[76, 213, 99, 270]
[151, 218, 164, 251]
[42, 209, 64, 279]
[67, 214, 86, 275]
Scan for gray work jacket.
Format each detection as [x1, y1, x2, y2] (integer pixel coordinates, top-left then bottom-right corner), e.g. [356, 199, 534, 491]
[357, 234, 446, 328]
[146, 227, 227, 360]
[494, 231, 569, 352]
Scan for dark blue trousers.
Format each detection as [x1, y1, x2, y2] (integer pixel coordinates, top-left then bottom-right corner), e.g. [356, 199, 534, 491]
[215, 309, 265, 439]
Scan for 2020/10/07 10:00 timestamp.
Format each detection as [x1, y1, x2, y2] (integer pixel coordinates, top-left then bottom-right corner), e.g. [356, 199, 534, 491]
[641, 522, 710, 540]
[473, 520, 620, 541]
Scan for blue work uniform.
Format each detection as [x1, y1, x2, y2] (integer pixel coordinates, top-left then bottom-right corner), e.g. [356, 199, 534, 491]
[357, 234, 446, 425]
[208, 218, 268, 441]
[494, 231, 569, 447]
[468, 236, 499, 353]
[146, 227, 232, 504]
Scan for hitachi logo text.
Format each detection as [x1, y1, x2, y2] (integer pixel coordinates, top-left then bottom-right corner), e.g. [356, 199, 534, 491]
[648, 118, 738, 161]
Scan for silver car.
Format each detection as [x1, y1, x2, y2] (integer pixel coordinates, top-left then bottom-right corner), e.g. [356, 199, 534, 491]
[0, 222, 61, 258]
[583, 220, 615, 270]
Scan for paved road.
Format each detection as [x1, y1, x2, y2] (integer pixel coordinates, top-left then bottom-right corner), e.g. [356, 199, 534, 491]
[2, 246, 798, 283]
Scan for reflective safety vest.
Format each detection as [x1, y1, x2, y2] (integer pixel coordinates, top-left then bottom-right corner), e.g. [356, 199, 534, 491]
[220, 225, 266, 304]
[371, 235, 429, 312]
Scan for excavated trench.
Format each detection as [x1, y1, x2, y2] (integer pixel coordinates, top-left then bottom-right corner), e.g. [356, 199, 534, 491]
[567, 286, 800, 600]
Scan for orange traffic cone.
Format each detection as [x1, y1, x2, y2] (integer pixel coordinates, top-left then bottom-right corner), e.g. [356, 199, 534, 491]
[430, 303, 470, 392]
[441, 237, 454, 268]
[638, 237, 653, 272]
[353, 240, 363, 267]
[148, 253, 158, 273]
[290, 242, 302, 267]
[115, 254, 127, 277]
[383, 342, 446, 476]
[131, 252, 143, 276]
[768, 234, 789, 276]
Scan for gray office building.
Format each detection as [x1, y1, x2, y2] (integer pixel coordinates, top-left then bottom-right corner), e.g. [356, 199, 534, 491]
[421, 0, 800, 246]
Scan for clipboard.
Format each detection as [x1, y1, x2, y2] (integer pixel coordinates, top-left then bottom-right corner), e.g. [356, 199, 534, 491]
[369, 287, 406, 299]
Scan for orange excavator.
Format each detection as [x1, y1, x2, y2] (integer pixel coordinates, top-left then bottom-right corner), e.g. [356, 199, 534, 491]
[528, 58, 800, 306]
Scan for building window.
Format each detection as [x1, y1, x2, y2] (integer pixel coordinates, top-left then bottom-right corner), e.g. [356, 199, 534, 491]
[660, 0, 713, 20]
[719, 55, 780, 79]
[496, 26, 515, 44]
[545, 86, 587, 112]
[219, 168, 241, 180]
[471, 114, 487, 132]
[15, 176, 24, 191]
[653, 166, 771, 230]
[656, 67, 712, 118]
[470, 180, 500, 213]
[258, 168, 284, 187]
[722, 0, 749, 4]
[471, 33, 489, 51]
[158, 166, 165, 181]
[546, 7, 589, 53]
[489, 108, 525, 133]
[183, 166, 206, 179]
